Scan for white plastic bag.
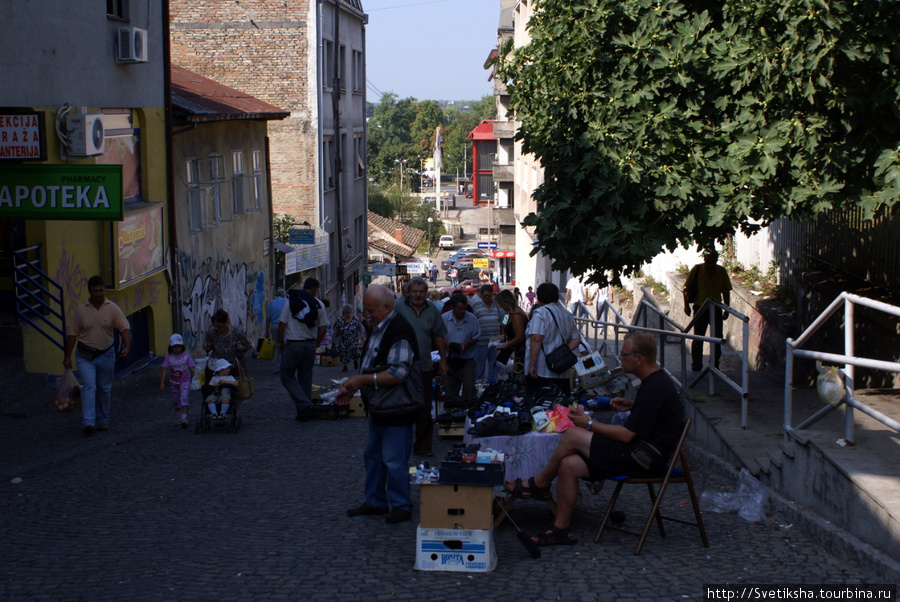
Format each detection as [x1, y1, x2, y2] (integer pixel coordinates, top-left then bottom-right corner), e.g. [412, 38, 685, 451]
[190, 357, 208, 391]
[816, 364, 845, 407]
[700, 468, 770, 522]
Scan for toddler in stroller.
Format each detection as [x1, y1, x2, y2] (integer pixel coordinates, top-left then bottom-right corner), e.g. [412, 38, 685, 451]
[205, 358, 238, 420]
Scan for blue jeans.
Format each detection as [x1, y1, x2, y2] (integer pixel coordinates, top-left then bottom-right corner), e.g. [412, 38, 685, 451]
[474, 343, 499, 381]
[363, 420, 413, 511]
[280, 340, 316, 414]
[76, 347, 116, 427]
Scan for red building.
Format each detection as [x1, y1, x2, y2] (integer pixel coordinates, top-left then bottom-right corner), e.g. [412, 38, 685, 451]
[467, 120, 496, 206]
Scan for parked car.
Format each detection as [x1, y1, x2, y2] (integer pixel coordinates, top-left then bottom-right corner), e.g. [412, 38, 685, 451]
[440, 251, 489, 272]
[438, 235, 454, 249]
[440, 279, 498, 296]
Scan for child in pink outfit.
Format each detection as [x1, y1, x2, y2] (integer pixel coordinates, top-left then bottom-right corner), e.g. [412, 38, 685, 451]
[159, 333, 196, 428]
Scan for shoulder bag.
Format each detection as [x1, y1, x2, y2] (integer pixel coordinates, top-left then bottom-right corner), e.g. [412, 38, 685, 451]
[361, 362, 424, 418]
[542, 306, 578, 374]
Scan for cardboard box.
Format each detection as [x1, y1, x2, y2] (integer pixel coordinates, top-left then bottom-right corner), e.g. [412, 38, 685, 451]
[320, 355, 342, 367]
[419, 484, 494, 530]
[414, 526, 496, 572]
[347, 395, 366, 417]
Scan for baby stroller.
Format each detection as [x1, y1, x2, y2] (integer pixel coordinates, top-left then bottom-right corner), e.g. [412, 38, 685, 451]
[195, 358, 243, 434]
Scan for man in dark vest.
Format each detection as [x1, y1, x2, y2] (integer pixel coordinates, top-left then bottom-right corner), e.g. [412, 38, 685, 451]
[337, 284, 422, 524]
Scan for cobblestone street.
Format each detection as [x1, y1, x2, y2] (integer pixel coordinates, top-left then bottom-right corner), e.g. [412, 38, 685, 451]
[0, 357, 892, 601]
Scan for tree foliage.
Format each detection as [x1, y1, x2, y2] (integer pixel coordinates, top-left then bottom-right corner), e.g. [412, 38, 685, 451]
[367, 93, 496, 187]
[498, 0, 900, 285]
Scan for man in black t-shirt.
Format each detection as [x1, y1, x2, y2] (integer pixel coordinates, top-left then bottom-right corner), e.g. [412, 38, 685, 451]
[504, 332, 683, 546]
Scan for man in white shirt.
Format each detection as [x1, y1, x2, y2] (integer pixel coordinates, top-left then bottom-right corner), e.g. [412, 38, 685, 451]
[565, 275, 589, 319]
[277, 278, 329, 421]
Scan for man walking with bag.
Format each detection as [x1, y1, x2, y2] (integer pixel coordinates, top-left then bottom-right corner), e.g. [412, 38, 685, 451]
[63, 275, 131, 436]
[683, 250, 732, 371]
[277, 278, 328, 421]
[337, 285, 422, 524]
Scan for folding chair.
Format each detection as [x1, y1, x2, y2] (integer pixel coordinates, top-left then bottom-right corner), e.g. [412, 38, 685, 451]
[594, 418, 709, 555]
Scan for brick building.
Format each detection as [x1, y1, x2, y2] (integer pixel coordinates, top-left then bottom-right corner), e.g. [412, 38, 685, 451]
[169, 0, 368, 313]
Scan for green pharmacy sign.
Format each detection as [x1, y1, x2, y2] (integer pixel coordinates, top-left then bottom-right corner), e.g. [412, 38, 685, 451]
[0, 164, 123, 221]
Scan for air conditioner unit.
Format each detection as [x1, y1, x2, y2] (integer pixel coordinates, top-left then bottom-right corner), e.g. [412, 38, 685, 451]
[117, 27, 148, 63]
[66, 114, 106, 156]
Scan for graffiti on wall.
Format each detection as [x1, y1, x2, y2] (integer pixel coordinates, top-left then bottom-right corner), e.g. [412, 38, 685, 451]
[179, 253, 267, 348]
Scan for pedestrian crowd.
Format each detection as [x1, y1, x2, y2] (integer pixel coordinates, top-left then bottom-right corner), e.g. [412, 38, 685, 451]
[60, 256, 728, 545]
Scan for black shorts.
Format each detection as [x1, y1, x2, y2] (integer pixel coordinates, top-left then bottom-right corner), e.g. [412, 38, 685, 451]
[577, 435, 667, 481]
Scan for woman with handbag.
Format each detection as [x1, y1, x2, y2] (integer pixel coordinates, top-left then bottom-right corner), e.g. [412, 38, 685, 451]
[495, 289, 529, 390]
[524, 282, 582, 398]
[203, 309, 252, 378]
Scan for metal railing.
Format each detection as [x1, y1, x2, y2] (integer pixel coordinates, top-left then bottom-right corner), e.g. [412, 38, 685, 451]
[575, 295, 751, 427]
[575, 302, 722, 392]
[676, 298, 751, 427]
[13, 245, 66, 352]
[784, 292, 900, 443]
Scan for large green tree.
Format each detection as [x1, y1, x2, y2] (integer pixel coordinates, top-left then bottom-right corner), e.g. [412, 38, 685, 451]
[499, 0, 900, 285]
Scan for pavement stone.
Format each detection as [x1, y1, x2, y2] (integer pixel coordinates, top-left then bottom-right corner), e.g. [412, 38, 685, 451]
[1, 355, 895, 601]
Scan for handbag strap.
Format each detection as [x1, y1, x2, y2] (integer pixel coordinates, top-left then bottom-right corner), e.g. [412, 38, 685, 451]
[539, 305, 566, 355]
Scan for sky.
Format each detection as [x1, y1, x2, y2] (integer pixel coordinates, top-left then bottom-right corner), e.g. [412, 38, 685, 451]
[362, 0, 500, 102]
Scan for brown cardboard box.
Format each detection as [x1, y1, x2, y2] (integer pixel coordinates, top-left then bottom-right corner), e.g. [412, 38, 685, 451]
[348, 395, 366, 417]
[320, 355, 342, 367]
[419, 484, 494, 530]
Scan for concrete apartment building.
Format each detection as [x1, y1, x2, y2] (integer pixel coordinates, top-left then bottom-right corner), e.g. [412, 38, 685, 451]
[169, 0, 368, 313]
[492, 0, 556, 292]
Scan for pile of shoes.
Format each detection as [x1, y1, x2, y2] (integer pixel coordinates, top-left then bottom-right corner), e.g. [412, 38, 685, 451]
[467, 401, 533, 437]
[435, 408, 467, 426]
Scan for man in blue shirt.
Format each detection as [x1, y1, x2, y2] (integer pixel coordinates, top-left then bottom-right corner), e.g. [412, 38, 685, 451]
[265, 288, 287, 372]
[442, 293, 481, 408]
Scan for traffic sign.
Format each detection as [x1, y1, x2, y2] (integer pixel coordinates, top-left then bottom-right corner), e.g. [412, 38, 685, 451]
[477, 242, 498, 249]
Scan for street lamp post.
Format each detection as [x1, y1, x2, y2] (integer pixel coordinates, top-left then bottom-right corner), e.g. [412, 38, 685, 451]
[427, 217, 433, 257]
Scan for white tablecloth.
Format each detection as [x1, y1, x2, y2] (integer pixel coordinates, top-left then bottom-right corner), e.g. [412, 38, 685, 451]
[464, 419, 561, 482]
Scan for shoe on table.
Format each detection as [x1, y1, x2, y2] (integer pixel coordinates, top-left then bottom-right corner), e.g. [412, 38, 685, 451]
[347, 502, 389, 517]
[385, 508, 412, 524]
[82, 425, 95, 436]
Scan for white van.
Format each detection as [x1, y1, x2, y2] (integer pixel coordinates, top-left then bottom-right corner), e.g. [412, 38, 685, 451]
[438, 235, 455, 250]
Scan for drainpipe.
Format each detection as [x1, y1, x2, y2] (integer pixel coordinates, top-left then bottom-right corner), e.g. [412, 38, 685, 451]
[162, 0, 182, 338]
[332, 0, 345, 304]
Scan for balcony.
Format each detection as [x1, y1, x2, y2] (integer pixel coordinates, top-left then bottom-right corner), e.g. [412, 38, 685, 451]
[493, 163, 514, 183]
[493, 120, 515, 140]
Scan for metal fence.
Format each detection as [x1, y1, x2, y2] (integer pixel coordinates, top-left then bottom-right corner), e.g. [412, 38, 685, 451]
[784, 292, 900, 442]
[574, 295, 751, 427]
[733, 205, 900, 295]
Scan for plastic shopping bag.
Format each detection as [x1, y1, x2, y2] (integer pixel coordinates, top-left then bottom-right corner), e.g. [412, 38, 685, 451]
[552, 405, 576, 433]
[190, 357, 208, 391]
[257, 337, 275, 361]
[54, 369, 80, 412]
